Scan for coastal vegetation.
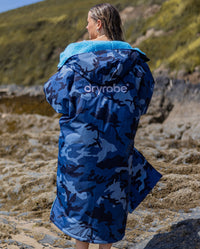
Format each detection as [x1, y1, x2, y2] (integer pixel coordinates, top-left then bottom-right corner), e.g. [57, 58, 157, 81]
[0, 0, 199, 85]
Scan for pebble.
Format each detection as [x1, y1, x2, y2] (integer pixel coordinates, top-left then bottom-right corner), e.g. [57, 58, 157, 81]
[0, 239, 34, 249]
[38, 234, 75, 247]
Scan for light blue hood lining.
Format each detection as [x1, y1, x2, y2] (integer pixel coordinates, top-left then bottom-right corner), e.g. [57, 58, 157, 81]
[57, 40, 145, 69]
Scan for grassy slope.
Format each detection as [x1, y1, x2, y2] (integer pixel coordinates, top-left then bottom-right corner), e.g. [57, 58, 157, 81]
[0, 0, 199, 85]
[126, 0, 200, 73]
[0, 0, 135, 85]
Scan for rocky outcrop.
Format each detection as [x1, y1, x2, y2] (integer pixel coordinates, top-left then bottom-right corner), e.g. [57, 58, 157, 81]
[148, 77, 200, 124]
[1, 76, 200, 116]
[0, 84, 54, 116]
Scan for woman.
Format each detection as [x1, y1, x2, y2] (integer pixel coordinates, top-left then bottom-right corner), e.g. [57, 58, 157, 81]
[44, 3, 162, 249]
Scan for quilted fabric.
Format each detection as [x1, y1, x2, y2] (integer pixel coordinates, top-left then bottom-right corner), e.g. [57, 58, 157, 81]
[44, 41, 162, 244]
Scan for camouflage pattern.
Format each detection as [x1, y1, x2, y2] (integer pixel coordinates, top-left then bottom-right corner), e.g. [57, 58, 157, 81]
[44, 41, 162, 244]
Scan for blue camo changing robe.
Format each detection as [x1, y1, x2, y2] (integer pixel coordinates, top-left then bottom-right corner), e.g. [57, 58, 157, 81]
[44, 40, 162, 243]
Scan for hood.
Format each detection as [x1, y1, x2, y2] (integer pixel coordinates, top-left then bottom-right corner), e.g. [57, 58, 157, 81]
[62, 41, 149, 86]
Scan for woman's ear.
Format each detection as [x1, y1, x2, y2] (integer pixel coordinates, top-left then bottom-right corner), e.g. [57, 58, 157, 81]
[96, 19, 102, 30]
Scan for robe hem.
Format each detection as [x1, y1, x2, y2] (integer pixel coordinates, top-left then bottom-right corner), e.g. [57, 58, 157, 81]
[50, 216, 124, 244]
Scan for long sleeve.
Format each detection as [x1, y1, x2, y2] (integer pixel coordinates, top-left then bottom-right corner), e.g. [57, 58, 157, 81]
[43, 65, 74, 114]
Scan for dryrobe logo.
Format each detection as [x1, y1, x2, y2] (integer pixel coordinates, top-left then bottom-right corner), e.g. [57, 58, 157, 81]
[84, 83, 129, 95]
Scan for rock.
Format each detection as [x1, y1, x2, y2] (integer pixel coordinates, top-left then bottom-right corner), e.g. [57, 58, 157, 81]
[0, 84, 44, 98]
[0, 239, 34, 248]
[38, 234, 75, 247]
[113, 239, 134, 248]
[143, 219, 200, 249]
[154, 76, 200, 102]
[145, 77, 174, 124]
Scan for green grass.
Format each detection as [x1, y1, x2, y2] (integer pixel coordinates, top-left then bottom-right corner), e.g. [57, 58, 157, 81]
[126, 0, 200, 73]
[0, 0, 199, 85]
[0, 0, 137, 85]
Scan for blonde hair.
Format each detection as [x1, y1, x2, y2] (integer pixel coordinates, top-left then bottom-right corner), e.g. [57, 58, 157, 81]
[89, 3, 124, 41]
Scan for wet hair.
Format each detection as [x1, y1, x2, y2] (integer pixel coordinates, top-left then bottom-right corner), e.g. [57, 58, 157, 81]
[89, 3, 124, 41]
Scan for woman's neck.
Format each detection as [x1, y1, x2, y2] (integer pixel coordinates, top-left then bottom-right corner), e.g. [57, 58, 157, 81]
[93, 34, 110, 41]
